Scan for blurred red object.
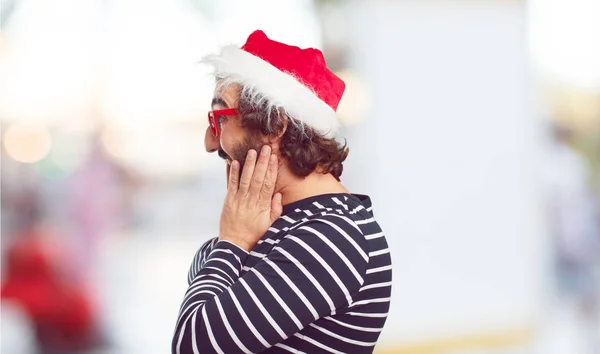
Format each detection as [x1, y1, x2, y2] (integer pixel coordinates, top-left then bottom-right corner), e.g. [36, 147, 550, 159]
[1, 228, 102, 352]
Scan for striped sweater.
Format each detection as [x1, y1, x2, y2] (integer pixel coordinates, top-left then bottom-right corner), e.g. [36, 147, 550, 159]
[172, 193, 392, 353]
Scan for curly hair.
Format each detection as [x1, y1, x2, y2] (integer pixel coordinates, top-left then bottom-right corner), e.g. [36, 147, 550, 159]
[235, 89, 349, 181]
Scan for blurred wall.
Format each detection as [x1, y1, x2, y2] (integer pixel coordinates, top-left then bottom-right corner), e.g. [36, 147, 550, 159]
[341, 0, 548, 347]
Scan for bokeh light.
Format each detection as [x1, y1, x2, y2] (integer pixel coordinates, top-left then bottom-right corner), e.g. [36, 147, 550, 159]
[335, 69, 371, 125]
[530, 0, 600, 91]
[3, 122, 52, 163]
[32, 133, 90, 180]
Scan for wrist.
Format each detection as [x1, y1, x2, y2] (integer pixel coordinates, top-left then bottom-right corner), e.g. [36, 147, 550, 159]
[219, 235, 253, 252]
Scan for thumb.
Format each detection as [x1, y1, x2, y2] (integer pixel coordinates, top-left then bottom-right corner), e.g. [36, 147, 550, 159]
[270, 193, 283, 224]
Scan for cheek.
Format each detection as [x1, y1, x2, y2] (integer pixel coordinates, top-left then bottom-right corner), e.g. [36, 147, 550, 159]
[219, 128, 242, 159]
[219, 133, 234, 155]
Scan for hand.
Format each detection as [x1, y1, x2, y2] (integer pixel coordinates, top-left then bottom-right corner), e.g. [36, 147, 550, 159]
[219, 145, 283, 251]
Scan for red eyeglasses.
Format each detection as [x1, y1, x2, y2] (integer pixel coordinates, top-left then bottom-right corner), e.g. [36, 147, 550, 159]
[208, 108, 239, 137]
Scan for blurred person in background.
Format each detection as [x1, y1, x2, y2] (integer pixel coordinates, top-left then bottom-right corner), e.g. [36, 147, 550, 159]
[544, 123, 600, 351]
[67, 130, 138, 272]
[1, 194, 108, 354]
[172, 30, 392, 353]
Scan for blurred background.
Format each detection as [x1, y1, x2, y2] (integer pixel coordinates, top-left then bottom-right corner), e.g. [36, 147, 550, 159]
[1, 0, 599, 353]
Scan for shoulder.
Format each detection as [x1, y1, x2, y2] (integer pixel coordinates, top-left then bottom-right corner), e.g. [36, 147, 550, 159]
[286, 213, 369, 262]
[195, 237, 218, 256]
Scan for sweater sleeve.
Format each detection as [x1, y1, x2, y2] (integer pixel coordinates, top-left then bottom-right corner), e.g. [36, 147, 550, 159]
[171, 215, 369, 354]
[187, 237, 218, 285]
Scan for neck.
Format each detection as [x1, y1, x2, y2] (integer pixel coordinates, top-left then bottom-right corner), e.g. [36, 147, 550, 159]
[275, 167, 350, 207]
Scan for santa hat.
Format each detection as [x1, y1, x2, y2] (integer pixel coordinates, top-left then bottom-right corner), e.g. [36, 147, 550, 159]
[202, 30, 346, 138]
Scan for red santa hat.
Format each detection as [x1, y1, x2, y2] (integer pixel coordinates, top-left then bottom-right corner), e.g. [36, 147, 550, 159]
[202, 30, 346, 138]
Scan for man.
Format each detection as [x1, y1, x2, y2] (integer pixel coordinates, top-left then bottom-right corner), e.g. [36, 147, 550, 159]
[172, 30, 392, 353]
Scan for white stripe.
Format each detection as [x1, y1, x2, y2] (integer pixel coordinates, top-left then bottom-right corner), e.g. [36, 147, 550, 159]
[250, 268, 303, 330]
[263, 257, 319, 320]
[181, 286, 217, 303]
[349, 205, 365, 214]
[208, 258, 240, 277]
[303, 209, 313, 216]
[275, 247, 336, 313]
[306, 218, 368, 261]
[195, 239, 217, 277]
[175, 300, 204, 337]
[198, 244, 210, 268]
[299, 226, 365, 284]
[349, 297, 391, 307]
[227, 287, 270, 348]
[323, 213, 362, 233]
[355, 217, 375, 225]
[210, 238, 219, 247]
[191, 273, 230, 285]
[175, 305, 198, 354]
[258, 238, 281, 245]
[203, 266, 235, 284]
[324, 316, 383, 332]
[179, 291, 208, 319]
[249, 250, 266, 258]
[368, 248, 390, 257]
[345, 311, 388, 318]
[360, 281, 393, 292]
[193, 252, 201, 279]
[310, 323, 376, 346]
[201, 306, 226, 354]
[366, 265, 392, 274]
[313, 201, 325, 209]
[287, 218, 313, 231]
[364, 232, 384, 240]
[294, 333, 344, 353]
[214, 296, 252, 353]
[210, 248, 242, 265]
[268, 227, 280, 233]
[183, 280, 227, 302]
[366, 206, 373, 212]
[282, 215, 296, 223]
[194, 284, 224, 293]
[275, 343, 305, 353]
[181, 285, 223, 309]
[288, 236, 353, 306]
[218, 240, 249, 255]
[179, 291, 214, 317]
[332, 197, 349, 210]
[239, 278, 287, 339]
[191, 309, 201, 354]
[185, 281, 224, 297]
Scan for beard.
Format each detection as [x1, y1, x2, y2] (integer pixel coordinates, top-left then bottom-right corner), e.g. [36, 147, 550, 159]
[219, 133, 266, 178]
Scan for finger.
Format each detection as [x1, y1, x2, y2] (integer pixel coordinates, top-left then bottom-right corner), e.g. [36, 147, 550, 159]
[270, 192, 283, 224]
[259, 154, 278, 206]
[227, 160, 240, 195]
[238, 149, 257, 195]
[248, 145, 271, 200]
